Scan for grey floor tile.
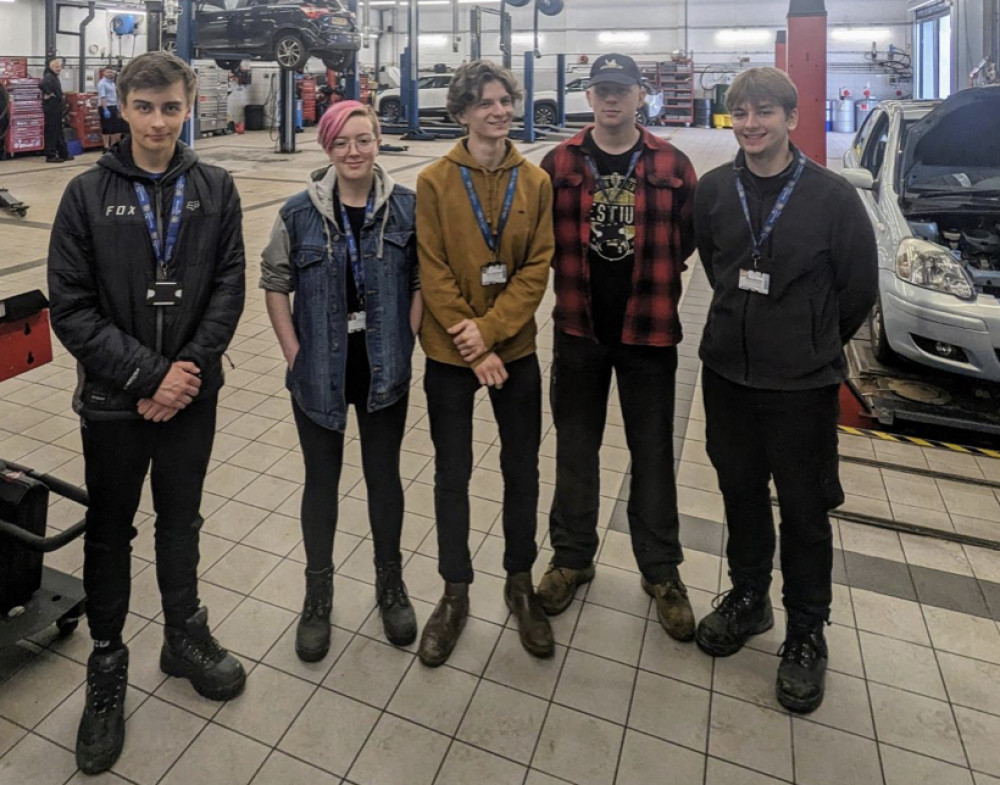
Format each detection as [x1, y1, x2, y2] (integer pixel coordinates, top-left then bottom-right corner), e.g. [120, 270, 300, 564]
[484, 628, 567, 700]
[844, 551, 917, 601]
[0, 650, 86, 727]
[708, 694, 793, 782]
[869, 683, 966, 766]
[387, 663, 479, 736]
[457, 680, 548, 765]
[924, 605, 1000, 665]
[552, 649, 635, 725]
[879, 745, 975, 785]
[249, 751, 340, 785]
[638, 617, 712, 689]
[628, 670, 710, 753]
[955, 706, 1000, 777]
[279, 689, 380, 778]
[434, 742, 527, 785]
[0, 718, 26, 759]
[938, 652, 1000, 717]
[616, 729, 704, 785]
[215, 663, 316, 745]
[859, 631, 947, 701]
[323, 635, 413, 708]
[214, 596, 297, 661]
[112, 696, 208, 785]
[982, 581, 1000, 622]
[348, 714, 450, 785]
[0, 733, 78, 785]
[678, 513, 725, 557]
[911, 566, 991, 619]
[792, 719, 881, 785]
[531, 704, 624, 785]
[159, 723, 270, 785]
[571, 603, 646, 666]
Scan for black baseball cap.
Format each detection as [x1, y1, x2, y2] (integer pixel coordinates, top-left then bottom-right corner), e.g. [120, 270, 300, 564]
[589, 53, 642, 87]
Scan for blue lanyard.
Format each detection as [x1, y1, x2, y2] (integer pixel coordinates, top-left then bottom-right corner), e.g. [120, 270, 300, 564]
[338, 191, 375, 308]
[735, 153, 806, 266]
[133, 175, 186, 276]
[584, 149, 642, 205]
[459, 165, 519, 259]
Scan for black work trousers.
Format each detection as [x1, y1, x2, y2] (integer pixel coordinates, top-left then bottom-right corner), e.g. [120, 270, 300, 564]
[702, 367, 843, 624]
[291, 393, 408, 572]
[81, 397, 216, 641]
[549, 331, 683, 584]
[43, 101, 67, 161]
[424, 354, 541, 583]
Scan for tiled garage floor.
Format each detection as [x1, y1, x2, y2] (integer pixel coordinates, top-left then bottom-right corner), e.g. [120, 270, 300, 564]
[2, 126, 1000, 785]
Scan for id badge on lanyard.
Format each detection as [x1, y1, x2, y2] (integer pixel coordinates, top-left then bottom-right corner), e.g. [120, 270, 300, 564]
[734, 154, 805, 297]
[460, 165, 519, 287]
[135, 175, 187, 307]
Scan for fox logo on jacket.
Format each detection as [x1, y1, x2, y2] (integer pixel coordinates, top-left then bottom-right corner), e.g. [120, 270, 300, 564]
[105, 204, 137, 216]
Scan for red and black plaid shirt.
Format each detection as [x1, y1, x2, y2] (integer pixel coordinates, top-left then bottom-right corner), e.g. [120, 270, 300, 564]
[540, 126, 698, 346]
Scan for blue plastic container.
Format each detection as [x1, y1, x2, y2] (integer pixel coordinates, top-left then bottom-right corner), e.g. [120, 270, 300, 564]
[66, 140, 84, 157]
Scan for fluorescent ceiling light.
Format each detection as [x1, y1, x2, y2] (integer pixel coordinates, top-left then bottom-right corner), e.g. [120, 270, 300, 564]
[597, 31, 649, 45]
[511, 33, 544, 45]
[716, 29, 771, 43]
[419, 34, 448, 46]
[830, 28, 893, 42]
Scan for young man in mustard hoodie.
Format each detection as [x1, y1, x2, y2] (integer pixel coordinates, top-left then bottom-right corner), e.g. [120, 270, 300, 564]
[416, 60, 555, 667]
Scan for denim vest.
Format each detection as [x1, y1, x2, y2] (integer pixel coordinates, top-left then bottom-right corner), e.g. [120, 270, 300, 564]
[280, 185, 417, 432]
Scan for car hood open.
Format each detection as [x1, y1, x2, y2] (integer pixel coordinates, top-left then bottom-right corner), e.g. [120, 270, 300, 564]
[901, 86, 1000, 198]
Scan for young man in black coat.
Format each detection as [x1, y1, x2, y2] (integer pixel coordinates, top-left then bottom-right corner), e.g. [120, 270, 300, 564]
[693, 67, 877, 713]
[47, 51, 247, 775]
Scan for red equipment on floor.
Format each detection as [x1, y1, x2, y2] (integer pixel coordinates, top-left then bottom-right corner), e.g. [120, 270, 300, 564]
[1, 74, 44, 157]
[66, 92, 103, 150]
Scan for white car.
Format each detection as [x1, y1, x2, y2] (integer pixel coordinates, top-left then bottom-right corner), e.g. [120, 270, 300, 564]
[375, 74, 663, 127]
[532, 77, 663, 126]
[841, 87, 1000, 381]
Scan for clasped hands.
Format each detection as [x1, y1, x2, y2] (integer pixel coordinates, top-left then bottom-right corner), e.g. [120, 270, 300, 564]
[447, 319, 507, 389]
[137, 361, 202, 422]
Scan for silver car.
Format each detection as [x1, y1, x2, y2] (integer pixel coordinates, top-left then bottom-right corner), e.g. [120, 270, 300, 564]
[841, 87, 1000, 382]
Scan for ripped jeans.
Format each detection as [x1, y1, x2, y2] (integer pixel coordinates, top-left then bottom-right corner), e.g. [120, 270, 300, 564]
[81, 396, 217, 640]
[702, 368, 843, 625]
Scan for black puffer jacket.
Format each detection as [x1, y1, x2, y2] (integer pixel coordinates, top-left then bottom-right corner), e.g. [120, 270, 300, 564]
[47, 140, 246, 418]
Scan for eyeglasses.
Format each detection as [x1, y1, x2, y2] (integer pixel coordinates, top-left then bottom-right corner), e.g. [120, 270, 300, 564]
[331, 136, 377, 155]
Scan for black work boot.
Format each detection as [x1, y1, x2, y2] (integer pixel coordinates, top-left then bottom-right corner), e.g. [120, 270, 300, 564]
[296, 566, 334, 662]
[375, 560, 417, 647]
[76, 644, 129, 775]
[160, 607, 246, 700]
[695, 581, 774, 657]
[504, 572, 555, 658]
[417, 581, 469, 667]
[776, 620, 829, 714]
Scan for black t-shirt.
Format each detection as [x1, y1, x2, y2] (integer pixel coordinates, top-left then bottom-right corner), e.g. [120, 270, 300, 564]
[332, 194, 371, 406]
[740, 154, 797, 239]
[583, 130, 644, 345]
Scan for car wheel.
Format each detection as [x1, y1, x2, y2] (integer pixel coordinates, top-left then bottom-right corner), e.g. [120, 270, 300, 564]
[636, 106, 649, 126]
[161, 34, 176, 53]
[215, 59, 242, 71]
[322, 52, 351, 72]
[533, 102, 556, 126]
[274, 32, 309, 70]
[381, 98, 401, 123]
[870, 297, 898, 365]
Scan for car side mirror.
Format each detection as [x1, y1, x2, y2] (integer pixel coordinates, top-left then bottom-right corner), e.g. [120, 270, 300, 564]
[841, 167, 876, 191]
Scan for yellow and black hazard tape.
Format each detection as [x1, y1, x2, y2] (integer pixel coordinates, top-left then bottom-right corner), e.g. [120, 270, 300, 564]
[838, 425, 1000, 459]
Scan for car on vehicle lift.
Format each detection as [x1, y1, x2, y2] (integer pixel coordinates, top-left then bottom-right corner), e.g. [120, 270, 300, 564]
[841, 87, 1000, 382]
[163, 0, 361, 71]
[374, 74, 663, 126]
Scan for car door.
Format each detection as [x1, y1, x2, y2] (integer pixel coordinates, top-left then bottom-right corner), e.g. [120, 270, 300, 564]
[194, 0, 231, 49]
[857, 110, 896, 272]
[423, 76, 451, 113]
[564, 77, 590, 117]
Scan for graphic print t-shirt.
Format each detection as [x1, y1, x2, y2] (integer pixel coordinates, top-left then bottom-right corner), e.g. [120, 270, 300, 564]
[584, 130, 643, 345]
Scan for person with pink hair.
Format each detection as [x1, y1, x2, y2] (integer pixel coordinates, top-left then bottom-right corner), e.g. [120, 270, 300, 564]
[261, 101, 422, 659]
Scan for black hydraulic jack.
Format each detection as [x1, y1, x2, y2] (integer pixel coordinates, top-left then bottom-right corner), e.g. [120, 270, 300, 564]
[0, 187, 28, 218]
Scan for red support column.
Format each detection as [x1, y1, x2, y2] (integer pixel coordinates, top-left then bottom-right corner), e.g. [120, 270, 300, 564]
[775, 30, 788, 72]
[787, 0, 827, 165]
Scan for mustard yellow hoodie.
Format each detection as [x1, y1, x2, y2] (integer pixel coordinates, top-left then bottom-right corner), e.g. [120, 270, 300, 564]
[416, 139, 554, 368]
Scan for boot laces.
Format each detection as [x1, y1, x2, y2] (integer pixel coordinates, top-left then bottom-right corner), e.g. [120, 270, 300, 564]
[778, 625, 824, 668]
[711, 585, 762, 620]
[377, 566, 411, 610]
[87, 662, 126, 716]
[303, 571, 333, 620]
[179, 631, 227, 666]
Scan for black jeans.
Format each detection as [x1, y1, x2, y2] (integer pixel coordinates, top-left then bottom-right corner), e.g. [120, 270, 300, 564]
[702, 367, 843, 624]
[424, 354, 541, 583]
[43, 101, 67, 160]
[82, 397, 216, 641]
[291, 393, 408, 571]
[549, 331, 682, 584]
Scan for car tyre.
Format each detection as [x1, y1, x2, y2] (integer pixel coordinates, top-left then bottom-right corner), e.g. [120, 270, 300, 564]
[533, 102, 557, 126]
[381, 98, 402, 123]
[215, 59, 242, 71]
[870, 297, 899, 365]
[636, 106, 649, 126]
[274, 32, 309, 70]
[161, 34, 176, 53]
[322, 53, 351, 72]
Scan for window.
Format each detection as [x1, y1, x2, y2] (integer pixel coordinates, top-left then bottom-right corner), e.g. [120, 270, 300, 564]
[914, 6, 952, 99]
[860, 114, 891, 180]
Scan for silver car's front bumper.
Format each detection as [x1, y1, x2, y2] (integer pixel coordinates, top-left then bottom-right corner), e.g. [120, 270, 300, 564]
[882, 270, 1000, 382]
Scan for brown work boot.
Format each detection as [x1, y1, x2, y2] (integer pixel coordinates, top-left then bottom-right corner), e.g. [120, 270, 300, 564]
[417, 581, 469, 667]
[504, 572, 555, 658]
[536, 561, 596, 615]
[642, 576, 696, 642]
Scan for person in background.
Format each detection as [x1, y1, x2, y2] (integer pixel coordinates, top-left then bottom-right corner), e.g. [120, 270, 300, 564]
[47, 51, 246, 775]
[416, 60, 555, 667]
[537, 53, 699, 643]
[97, 67, 124, 151]
[693, 67, 878, 713]
[40, 57, 72, 163]
[261, 100, 422, 661]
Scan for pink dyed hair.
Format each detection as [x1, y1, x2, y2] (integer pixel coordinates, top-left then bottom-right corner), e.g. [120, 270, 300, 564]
[316, 100, 380, 152]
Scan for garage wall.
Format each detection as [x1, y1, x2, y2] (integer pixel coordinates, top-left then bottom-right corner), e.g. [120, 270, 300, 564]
[366, 0, 912, 100]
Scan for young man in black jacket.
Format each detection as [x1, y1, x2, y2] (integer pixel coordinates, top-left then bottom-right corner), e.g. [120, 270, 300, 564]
[692, 68, 877, 713]
[47, 51, 247, 775]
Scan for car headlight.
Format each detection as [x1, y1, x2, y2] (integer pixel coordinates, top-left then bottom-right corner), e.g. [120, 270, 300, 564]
[895, 238, 975, 301]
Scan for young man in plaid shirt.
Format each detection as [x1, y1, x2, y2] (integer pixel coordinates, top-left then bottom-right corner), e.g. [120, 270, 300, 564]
[538, 53, 699, 640]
